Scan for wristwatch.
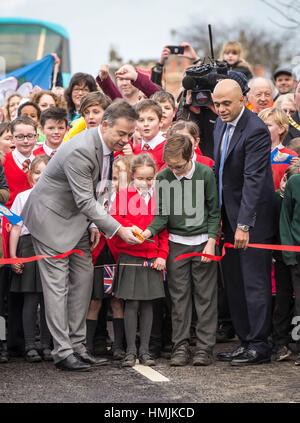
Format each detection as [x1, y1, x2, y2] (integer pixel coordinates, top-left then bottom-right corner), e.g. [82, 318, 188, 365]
[237, 224, 250, 232]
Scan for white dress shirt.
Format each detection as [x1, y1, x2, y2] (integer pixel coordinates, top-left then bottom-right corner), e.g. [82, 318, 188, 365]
[220, 106, 245, 153]
[12, 149, 35, 170]
[141, 131, 165, 150]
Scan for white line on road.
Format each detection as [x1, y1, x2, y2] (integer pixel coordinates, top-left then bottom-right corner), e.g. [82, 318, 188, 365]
[133, 362, 170, 382]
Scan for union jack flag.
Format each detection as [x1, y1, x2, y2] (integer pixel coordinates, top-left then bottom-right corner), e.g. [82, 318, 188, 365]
[103, 264, 116, 294]
[143, 260, 155, 268]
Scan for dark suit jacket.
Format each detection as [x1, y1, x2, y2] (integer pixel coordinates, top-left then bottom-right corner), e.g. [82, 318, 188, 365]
[283, 111, 300, 146]
[213, 107, 276, 242]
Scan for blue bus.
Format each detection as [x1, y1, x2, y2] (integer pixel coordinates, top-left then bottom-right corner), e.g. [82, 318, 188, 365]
[0, 17, 71, 86]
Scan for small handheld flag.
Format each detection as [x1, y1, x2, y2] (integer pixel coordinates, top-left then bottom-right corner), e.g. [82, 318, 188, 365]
[271, 148, 294, 165]
[0, 203, 23, 225]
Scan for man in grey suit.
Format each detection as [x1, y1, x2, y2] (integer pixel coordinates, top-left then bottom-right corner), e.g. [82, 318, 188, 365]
[21, 100, 142, 371]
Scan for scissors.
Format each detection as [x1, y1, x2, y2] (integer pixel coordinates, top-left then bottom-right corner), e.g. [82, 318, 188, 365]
[134, 230, 155, 243]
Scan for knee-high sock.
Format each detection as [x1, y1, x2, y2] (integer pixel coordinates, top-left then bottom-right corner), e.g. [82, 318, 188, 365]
[139, 300, 153, 355]
[124, 300, 139, 354]
[113, 318, 125, 350]
[86, 319, 98, 353]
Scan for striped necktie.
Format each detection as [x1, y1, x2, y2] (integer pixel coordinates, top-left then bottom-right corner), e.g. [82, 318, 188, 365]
[218, 123, 232, 208]
[22, 159, 31, 173]
[143, 143, 151, 151]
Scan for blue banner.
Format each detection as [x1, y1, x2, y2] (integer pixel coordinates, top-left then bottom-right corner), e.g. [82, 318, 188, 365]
[0, 54, 54, 106]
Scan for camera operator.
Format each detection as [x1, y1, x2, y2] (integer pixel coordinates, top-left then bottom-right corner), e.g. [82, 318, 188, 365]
[177, 57, 250, 159]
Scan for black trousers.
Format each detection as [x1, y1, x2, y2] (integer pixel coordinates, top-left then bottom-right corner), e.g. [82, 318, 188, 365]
[272, 260, 294, 347]
[222, 223, 273, 355]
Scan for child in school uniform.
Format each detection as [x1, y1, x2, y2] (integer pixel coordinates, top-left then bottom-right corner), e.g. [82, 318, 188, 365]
[132, 99, 166, 172]
[259, 107, 298, 190]
[150, 91, 176, 136]
[279, 166, 300, 366]
[143, 134, 221, 366]
[9, 155, 52, 362]
[86, 156, 132, 360]
[166, 120, 214, 169]
[110, 153, 169, 367]
[33, 108, 68, 158]
[272, 163, 300, 362]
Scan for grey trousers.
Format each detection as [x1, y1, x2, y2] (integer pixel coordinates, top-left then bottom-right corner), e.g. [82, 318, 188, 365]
[32, 233, 94, 363]
[167, 241, 218, 352]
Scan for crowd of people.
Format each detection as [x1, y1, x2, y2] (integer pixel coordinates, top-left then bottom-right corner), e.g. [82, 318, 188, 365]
[0, 40, 299, 372]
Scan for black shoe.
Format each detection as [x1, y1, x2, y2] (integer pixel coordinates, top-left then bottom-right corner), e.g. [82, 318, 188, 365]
[41, 348, 53, 361]
[231, 349, 271, 366]
[25, 348, 42, 363]
[0, 348, 9, 363]
[122, 353, 137, 367]
[139, 353, 156, 366]
[216, 346, 247, 362]
[113, 349, 126, 361]
[55, 353, 91, 371]
[74, 351, 109, 366]
[216, 325, 235, 343]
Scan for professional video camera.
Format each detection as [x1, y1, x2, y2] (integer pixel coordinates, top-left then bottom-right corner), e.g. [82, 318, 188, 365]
[182, 60, 228, 107]
[181, 25, 248, 108]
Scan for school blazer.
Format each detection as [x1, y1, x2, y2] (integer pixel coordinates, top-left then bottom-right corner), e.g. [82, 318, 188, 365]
[21, 127, 120, 253]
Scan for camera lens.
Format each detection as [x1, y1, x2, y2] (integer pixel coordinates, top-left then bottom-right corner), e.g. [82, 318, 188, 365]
[195, 92, 210, 105]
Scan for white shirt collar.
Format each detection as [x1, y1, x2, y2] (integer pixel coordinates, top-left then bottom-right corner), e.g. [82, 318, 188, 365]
[142, 131, 165, 150]
[174, 160, 195, 180]
[229, 106, 245, 128]
[98, 126, 113, 156]
[12, 148, 35, 165]
[43, 142, 61, 156]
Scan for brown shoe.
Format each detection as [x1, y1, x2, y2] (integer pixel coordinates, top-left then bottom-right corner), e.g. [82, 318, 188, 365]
[170, 343, 190, 366]
[193, 350, 213, 366]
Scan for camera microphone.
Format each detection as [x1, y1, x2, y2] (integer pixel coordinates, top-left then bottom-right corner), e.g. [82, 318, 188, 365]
[182, 75, 196, 90]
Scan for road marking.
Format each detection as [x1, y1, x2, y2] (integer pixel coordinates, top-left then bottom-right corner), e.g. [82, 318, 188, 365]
[133, 362, 170, 382]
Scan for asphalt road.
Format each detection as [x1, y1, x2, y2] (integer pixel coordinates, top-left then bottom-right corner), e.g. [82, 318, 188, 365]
[0, 339, 300, 405]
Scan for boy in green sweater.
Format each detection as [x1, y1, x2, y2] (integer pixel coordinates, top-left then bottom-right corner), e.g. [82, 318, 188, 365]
[143, 134, 220, 366]
[280, 171, 300, 366]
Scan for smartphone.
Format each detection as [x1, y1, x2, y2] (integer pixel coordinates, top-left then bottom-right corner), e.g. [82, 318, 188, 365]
[167, 45, 184, 55]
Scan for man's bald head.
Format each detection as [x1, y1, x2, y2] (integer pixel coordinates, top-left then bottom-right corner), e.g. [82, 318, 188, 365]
[248, 77, 274, 114]
[212, 79, 245, 122]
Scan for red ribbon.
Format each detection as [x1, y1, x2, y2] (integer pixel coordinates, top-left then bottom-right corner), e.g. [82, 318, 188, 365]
[1, 249, 83, 265]
[174, 242, 300, 263]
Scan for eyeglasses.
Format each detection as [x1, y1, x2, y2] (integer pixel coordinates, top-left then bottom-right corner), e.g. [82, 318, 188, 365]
[13, 134, 36, 141]
[167, 161, 189, 172]
[72, 87, 90, 94]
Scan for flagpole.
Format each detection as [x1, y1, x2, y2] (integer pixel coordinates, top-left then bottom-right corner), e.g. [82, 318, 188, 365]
[36, 28, 46, 60]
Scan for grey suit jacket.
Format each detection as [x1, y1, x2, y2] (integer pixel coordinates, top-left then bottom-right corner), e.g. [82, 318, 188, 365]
[21, 127, 120, 253]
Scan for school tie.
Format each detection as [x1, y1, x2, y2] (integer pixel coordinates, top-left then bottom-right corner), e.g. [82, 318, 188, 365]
[143, 143, 151, 151]
[108, 151, 114, 182]
[22, 159, 31, 173]
[218, 123, 232, 208]
[50, 150, 56, 158]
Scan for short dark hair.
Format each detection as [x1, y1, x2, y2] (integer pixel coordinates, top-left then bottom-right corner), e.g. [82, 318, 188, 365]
[101, 99, 139, 126]
[10, 116, 37, 134]
[286, 137, 300, 156]
[64, 72, 98, 115]
[40, 107, 68, 127]
[135, 99, 162, 120]
[18, 101, 41, 120]
[163, 133, 193, 162]
[0, 122, 11, 137]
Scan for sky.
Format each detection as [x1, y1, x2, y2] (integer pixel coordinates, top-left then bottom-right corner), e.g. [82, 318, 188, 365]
[0, 0, 294, 76]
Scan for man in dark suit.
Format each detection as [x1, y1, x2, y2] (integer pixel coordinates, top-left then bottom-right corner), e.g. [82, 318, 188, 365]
[212, 79, 276, 365]
[284, 81, 300, 145]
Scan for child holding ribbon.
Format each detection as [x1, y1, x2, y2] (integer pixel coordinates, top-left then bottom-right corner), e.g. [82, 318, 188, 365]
[9, 155, 52, 363]
[110, 153, 169, 367]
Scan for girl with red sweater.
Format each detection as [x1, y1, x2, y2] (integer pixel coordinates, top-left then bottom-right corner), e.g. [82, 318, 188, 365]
[109, 153, 169, 367]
